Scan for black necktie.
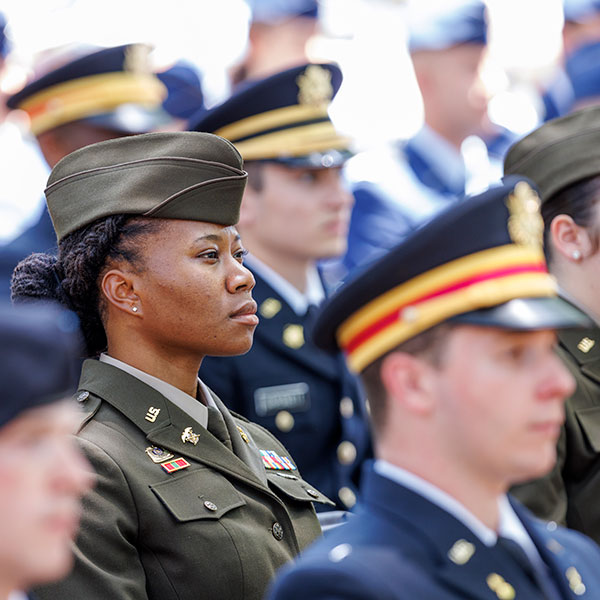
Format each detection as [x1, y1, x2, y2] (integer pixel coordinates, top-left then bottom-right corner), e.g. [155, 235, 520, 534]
[496, 536, 562, 600]
[207, 406, 232, 451]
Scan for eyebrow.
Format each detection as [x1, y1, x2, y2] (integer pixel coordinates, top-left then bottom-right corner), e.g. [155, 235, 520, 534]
[193, 233, 242, 243]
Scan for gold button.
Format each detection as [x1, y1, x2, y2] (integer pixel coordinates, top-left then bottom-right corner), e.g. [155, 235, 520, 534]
[339, 397, 354, 419]
[204, 501, 218, 512]
[338, 486, 357, 508]
[337, 441, 357, 465]
[275, 410, 295, 432]
[259, 297, 282, 319]
[272, 522, 284, 540]
[283, 324, 305, 349]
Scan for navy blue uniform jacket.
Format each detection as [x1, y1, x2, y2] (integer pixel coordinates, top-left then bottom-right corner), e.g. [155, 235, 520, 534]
[268, 463, 600, 599]
[200, 269, 372, 510]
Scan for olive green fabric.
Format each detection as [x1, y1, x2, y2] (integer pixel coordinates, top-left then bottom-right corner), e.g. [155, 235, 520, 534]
[504, 105, 600, 202]
[511, 326, 600, 544]
[45, 131, 248, 242]
[34, 360, 328, 600]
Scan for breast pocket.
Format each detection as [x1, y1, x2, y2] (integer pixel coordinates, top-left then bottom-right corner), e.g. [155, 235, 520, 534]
[150, 468, 246, 522]
[266, 471, 335, 508]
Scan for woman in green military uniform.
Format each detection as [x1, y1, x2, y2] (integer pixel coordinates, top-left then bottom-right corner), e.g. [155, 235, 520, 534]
[11, 131, 330, 600]
[505, 105, 600, 544]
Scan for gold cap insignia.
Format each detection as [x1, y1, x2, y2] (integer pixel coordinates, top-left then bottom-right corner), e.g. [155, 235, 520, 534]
[577, 337, 595, 353]
[296, 65, 333, 107]
[124, 43, 152, 74]
[181, 426, 200, 445]
[283, 324, 305, 349]
[566, 566, 586, 595]
[486, 573, 515, 600]
[448, 539, 475, 565]
[260, 297, 282, 319]
[506, 181, 544, 249]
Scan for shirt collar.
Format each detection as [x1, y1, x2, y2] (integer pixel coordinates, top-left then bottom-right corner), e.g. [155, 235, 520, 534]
[99, 354, 215, 428]
[245, 254, 325, 316]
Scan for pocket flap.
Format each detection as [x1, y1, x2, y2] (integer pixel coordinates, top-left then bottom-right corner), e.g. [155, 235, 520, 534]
[151, 468, 246, 522]
[266, 471, 335, 506]
[575, 406, 600, 452]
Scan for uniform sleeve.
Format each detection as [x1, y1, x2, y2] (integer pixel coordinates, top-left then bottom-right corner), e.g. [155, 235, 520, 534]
[33, 436, 148, 600]
[510, 424, 568, 525]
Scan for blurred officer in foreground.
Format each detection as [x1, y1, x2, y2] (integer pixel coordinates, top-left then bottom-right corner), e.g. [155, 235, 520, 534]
[506, 106, 600, 545]
[191, 63, 371, 511]
[267, 179, 600, 600]
[343, 0, 501, 274]
[0, 43, 167, 300]
[0, 304, 93, 600]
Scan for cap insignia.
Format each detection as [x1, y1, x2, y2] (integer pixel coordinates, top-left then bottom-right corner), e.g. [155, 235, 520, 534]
[505, 181, 544, 249]
[296, 65, 333, 107]
[124, 43, 152, 74]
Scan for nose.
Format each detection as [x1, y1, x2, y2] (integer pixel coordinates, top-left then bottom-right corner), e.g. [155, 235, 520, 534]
[226, 259, 255, 294]
[53, 439, 95, 497]
[323, 171, 354, 211]
[538, 353, 576, 402]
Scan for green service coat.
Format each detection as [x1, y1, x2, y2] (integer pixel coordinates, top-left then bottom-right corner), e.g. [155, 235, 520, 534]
[511, 327, 600, 543]
[35, 360, 330, 600]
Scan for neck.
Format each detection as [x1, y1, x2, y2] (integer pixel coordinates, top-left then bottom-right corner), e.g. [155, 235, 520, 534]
[424, 119, 464, 152]
[379, 444, 502, 530]
[249, 246, 313, 293]
[556, 266, 600, 325]
[106, 341, 201, 398]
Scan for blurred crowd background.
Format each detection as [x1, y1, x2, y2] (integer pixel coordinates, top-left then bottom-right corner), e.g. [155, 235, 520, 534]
[0, 0, 580, 245]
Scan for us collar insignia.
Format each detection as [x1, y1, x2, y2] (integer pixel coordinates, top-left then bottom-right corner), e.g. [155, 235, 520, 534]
[145, 445, 175, 464]
[296, 65, 333, 107]
[181, 426, 200, 445]
[577, 337, 595, 353]
[447, 539, 475, 565]
[506, 181, 543, 249]
[161, 457, 191, 474]
[260, 449, 297, 471]
[283, 324, 305, 349]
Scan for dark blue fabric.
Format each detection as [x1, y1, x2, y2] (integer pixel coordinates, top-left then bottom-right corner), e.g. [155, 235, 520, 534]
[199, 268, 372, 510]
[0, 208, 56, 302]
[268, 462, 600, 599]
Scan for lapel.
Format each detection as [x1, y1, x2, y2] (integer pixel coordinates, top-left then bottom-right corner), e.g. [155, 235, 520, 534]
[559, 327, 600, 385]
[510, 498, 586, 599]
[251, 269, 340, 380]
[79, 360, 268, 492]
[362, 466, 551, 600]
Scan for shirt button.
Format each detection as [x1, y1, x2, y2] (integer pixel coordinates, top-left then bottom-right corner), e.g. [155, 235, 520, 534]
[272, 522, 284, 541]
[337, 441, 357, 465]
[339, 397, 354, 419]
[204, 501, 218, 512]
[275, 410, 295, 432]
[339, 486, 357, 508]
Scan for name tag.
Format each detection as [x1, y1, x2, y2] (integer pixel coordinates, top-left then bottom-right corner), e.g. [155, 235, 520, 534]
[254, 382, 310, 417]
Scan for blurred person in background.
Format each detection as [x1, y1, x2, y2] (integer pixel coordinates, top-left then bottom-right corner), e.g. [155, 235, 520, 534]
[0, 303, 93, 600]
[268, 179, 599, 600]
[342, 0, 502, 276]
[506, 106, 600, 546]
[0, 43, 168, 301]
[191, 63, 372, 513]
[231, 0, 319, 86]
[12, 131, 327, 600]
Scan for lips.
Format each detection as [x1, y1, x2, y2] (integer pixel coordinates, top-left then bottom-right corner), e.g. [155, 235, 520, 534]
[230, 301, 259, 326]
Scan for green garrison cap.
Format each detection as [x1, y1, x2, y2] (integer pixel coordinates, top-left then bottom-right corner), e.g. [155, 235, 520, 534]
[504, 105, 600, 202]
[45, 131, 248, 242]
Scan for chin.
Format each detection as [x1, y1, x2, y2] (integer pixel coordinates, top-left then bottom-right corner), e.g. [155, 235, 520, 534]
[26, 550, 74, 587]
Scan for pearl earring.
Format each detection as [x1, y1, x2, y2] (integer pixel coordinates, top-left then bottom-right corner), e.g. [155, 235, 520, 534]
[572, 250, 582, 261]
[132, 306, 138, 313]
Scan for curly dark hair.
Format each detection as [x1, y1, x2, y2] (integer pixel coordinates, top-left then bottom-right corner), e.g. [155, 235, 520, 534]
[11, 215, 161, 357]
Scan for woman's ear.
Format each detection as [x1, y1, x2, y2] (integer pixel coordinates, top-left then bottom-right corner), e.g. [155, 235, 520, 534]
[101, 269, 143, 317]
[550, 214, 592, 262]
[380, 351, 436, 416]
